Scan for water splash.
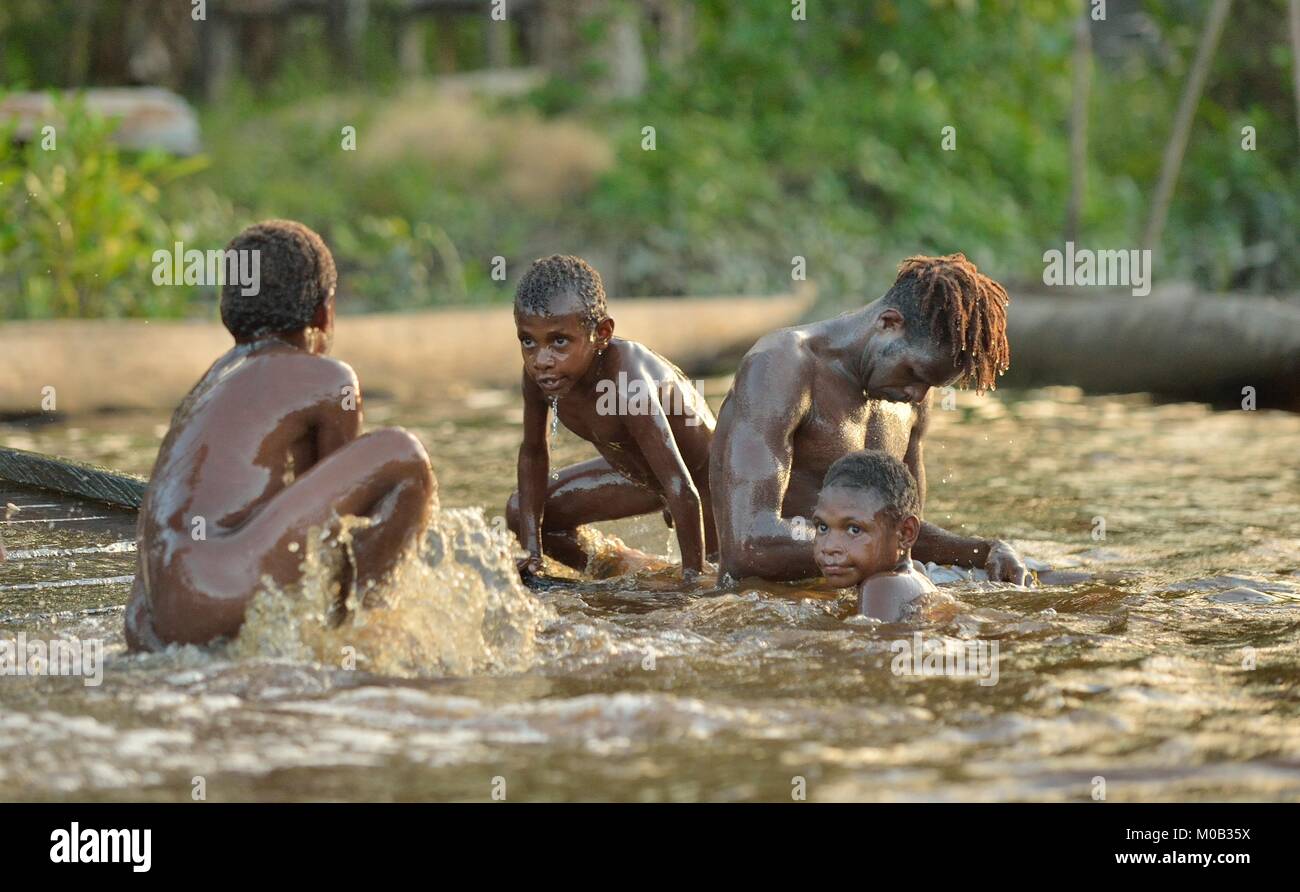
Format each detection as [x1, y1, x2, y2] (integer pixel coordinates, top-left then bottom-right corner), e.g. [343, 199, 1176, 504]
[548, 397, 560, 480]
[232, 508, 553, 677]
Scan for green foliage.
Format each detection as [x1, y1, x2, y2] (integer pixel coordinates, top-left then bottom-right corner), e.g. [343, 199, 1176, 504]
[0, 96, 217, 319]
[189, 85, 530, 311]
[580, 0, 1299, 302]
[1, 0, 1296, 320]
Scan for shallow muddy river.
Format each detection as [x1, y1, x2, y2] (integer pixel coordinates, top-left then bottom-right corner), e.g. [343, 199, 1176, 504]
[2, 383, 1298, 801]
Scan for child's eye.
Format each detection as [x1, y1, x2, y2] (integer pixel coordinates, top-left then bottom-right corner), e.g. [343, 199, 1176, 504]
[815, 522, 827, 534]
[521, 337, 535, 348]
[848, 525, 862, 535]
[553, 337, 568, 347]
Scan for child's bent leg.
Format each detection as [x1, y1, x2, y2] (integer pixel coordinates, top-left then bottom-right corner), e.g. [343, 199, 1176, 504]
[237, 427, 435, 592]
[149, 428, 435, 645]
[347, 474, 437, 606]
[506, 457, 663, 572]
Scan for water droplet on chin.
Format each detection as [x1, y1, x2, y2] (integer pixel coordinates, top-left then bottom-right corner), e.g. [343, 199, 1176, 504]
[549, 397, 560, 480]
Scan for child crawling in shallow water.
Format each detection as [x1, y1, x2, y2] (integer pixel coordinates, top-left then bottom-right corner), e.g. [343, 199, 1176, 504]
[506, 255, 716, 581]
[812, 450, 946, 621]
[125, 220, 436, 650]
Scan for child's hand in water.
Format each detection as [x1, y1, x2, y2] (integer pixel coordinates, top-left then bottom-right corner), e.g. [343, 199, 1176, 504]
[984, 540, 1030, 586]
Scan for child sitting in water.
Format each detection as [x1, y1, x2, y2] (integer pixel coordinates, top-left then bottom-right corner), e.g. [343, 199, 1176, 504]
[812, 450, 939, 621]
[506, 255, 716, 580]
[125, 220, 436, 650]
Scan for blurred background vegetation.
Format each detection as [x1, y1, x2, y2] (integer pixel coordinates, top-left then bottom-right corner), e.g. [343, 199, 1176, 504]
[0, 0, 1296, 320]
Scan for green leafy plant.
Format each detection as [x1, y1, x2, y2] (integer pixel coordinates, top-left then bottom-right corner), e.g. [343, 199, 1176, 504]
[0, 95, 212, 319]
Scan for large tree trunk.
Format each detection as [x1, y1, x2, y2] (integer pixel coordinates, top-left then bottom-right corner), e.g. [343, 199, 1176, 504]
[1004, 293, 1300, 411]
[533, 0, 646, 98]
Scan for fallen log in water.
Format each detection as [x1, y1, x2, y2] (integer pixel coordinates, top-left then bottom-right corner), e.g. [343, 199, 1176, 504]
[1004, 292, 1300, 411]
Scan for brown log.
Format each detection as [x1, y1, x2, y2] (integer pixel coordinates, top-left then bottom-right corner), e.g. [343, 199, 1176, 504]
[1004, 292, 1300, 411]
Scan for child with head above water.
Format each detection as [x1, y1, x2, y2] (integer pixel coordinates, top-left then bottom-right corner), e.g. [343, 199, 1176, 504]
[506, 255, 716, 581]
[813, 450, 941, 621]
[125, 220, 437, 650]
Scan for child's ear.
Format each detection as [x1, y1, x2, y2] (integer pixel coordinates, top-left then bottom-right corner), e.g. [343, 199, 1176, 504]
[877, 307, 905, 333]
[595, 317, 615, 349]
[312, 294, 333, 332]
[897, 514, 921, 551]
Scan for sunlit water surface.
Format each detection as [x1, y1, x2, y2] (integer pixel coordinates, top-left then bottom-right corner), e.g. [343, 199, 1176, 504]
[1, 383, 1297, 801]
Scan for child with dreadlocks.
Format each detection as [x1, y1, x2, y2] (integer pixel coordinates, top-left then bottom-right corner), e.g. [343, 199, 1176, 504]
[506, 255, 716, 580]
[711, 252, 1030, 584]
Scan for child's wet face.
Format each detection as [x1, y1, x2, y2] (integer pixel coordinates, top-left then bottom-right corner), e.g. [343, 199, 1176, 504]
[515, 292, 604, 398]
[813, 486, 902, 587]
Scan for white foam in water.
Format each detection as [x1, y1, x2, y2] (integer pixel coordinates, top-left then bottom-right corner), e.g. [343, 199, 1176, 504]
[232, 508, 553, 677]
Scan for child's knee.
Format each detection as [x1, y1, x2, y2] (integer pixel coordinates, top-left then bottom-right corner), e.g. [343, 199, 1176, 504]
[373, 428, 435, 489]
[372, 427, 428, 462]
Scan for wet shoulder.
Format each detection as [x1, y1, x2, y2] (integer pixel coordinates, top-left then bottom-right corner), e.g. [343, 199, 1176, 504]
[239, 351, 358, 396]
[606, 338, 688, 382]
[733, 328, 813, 400]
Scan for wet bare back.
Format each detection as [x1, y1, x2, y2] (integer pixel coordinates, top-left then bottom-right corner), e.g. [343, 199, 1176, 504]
[125, 340, 435, 649]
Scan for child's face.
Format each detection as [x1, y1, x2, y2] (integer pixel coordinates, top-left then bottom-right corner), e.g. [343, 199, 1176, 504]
[515, 292, 609, 398]
[812, 486, 905, 587]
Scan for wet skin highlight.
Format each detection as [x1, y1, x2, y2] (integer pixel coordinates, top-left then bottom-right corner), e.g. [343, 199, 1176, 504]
[125, 294, 436, 649]
[710, 299, 1030, 584]
[507, 290, 715, 578]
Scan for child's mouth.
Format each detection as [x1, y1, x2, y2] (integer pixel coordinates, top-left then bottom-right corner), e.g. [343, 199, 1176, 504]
[819, 563, 855, 581]
[535, 375, 565, 392]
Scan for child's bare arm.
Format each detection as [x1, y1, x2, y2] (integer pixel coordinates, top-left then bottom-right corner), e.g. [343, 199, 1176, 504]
[516, 371, 551, 573]
[621, 363, 705, 575]
[313, 362, 363, 458]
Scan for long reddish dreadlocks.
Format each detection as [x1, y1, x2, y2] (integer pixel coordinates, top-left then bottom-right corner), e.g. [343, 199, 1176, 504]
[888, 252, 1011, 393]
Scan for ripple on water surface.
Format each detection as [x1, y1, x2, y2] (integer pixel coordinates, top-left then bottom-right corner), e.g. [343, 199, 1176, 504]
[1, 389, 1298, 800]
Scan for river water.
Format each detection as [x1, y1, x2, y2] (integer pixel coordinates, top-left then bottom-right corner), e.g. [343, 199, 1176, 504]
[1, 383, 1297, 801]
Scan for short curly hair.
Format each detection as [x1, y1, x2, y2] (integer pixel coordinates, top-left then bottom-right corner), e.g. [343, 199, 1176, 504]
[219, 220, 337, 340]
[514, 254, 607, 332]
[822, 450, 921, 525]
